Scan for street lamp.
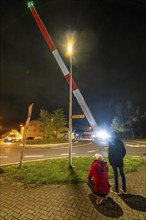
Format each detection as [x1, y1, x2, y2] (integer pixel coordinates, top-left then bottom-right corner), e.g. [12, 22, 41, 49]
[67, 43, 73, 168]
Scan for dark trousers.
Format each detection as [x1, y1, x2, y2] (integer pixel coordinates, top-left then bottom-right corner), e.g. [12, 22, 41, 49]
[87, 179, 107, 197]
[112, 166, 126, 192]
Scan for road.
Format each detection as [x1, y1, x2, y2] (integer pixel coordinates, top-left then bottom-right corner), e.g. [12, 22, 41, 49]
[0, 140, 146, 166]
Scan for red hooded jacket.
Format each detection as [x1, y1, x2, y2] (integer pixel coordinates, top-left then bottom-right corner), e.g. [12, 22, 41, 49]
[88, 160, 110, 194]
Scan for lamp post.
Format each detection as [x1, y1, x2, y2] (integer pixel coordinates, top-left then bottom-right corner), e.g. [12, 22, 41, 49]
[67, 43, 73, 168]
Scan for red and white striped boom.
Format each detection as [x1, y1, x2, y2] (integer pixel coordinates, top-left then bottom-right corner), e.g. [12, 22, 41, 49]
[28, 4, 98, 132]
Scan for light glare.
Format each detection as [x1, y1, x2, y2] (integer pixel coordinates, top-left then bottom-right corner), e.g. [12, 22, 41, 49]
[27, 1, 34, 8]
[96, 130, 111, 140]
[67, 44, 73, 55]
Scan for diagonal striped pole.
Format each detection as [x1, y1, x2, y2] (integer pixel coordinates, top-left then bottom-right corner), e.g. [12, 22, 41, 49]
[28, 2, 98, 132]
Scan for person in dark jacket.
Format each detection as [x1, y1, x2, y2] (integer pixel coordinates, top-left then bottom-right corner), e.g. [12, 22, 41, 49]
[108, 133, 127, 194]
[87, 153, 110, 204]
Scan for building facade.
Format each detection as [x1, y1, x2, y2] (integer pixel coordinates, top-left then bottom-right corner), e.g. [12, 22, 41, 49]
[20, 120, 41, 139]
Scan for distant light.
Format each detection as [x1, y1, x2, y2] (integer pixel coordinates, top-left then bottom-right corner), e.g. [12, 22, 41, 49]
[96, 130, 111, 140]
[27, 1, 34, 8]
[7, 136, 12, 141]
[92, 134, 96, 138]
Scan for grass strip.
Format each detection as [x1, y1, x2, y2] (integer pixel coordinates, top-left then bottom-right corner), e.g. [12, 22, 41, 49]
[0, 156, 144, 185]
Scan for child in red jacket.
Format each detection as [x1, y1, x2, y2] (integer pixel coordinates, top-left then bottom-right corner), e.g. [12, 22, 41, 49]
[87, 153, 110, 204]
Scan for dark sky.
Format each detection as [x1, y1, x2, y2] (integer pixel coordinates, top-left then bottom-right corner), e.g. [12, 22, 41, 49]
[0, 0, 146, 129]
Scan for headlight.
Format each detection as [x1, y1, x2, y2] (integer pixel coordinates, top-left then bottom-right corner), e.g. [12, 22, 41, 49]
[96, 130, 111, 140]
[7, 137, 12, 141]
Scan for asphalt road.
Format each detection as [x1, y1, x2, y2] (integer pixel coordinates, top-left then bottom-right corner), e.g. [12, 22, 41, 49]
[0, 140, 146, 166]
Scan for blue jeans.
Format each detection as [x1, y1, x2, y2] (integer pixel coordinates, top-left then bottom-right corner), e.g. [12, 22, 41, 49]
[112, 166, 126, 192]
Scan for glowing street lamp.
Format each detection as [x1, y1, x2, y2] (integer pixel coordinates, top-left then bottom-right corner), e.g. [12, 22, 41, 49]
[68, 44, 73, 55]
[67, 43, 73, 168]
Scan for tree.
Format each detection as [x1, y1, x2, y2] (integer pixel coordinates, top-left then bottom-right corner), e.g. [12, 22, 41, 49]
[39, 108, 67, 140]
[111, 101, 146, 138]
[39, 109, 54, 139]
[111, 117, 125, 133]
[50, 108, 67, 139]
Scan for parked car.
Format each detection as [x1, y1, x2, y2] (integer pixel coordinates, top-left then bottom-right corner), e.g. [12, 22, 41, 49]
[4, 134, 22, 142]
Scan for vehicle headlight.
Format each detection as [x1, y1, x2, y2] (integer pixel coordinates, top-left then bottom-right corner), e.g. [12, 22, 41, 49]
[96, 130, 111, 140]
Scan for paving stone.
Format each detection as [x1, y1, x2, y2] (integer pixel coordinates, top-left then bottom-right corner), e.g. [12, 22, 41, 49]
[12, 212, 21, 219]
[80, 215, 86, 220]
[0, 211, 7, 217]
[138, 213, 146, 220]
[0, 164, 146, 220]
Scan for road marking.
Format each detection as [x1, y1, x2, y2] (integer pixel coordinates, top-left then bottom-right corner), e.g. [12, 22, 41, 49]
[61, 153, 75, 156]
[0, 156, 8, 158]
[88, 150, 97, 153]
[53, 142, 92, 150]
[80, 142, 93, 146]
[126, 144, 146, 147]
[53, 146, 69, 149]
[20, 143, 68, 147]
[24, 155, 44, 158]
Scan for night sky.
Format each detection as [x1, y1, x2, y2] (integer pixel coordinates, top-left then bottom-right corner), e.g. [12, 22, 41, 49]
[0, 0, 146, 130]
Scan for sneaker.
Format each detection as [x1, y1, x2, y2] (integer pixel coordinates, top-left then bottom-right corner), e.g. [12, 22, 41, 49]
[113, 191, 120, 195]
[120, 188, 127, 194]
[95, 196, 104, 205]
[110, 188, 120, 195]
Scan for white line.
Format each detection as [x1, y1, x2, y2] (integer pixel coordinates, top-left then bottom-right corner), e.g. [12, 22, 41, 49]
[61, 153, 75, 156]
[53, 146, 69, 150]
[88, 150, 97, 153]
[126, 144, 146, 147]
[0, 156, 8, 158]
[24, 155, 44, 158]
[20, 143, 68, 147]
[53, 142, 92, 150]
[80, 142, 93, 146]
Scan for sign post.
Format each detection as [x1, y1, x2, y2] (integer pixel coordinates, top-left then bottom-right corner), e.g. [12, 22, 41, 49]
[19, 103, 34, 169]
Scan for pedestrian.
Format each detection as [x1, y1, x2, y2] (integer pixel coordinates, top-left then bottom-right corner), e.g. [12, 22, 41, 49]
[108, 132, 127, 194]
[87, 153, 110, 204]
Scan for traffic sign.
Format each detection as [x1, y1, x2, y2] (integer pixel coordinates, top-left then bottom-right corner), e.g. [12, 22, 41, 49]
[72, 115, 85, 119]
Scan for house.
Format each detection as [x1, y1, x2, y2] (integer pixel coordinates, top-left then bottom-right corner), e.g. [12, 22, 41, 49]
[20, 120, 41, 139]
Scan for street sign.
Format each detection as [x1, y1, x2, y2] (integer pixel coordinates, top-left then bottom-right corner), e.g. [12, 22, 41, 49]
[72, 115, 85, 119]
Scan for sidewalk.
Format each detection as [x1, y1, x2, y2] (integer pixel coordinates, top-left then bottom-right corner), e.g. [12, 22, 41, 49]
[0, 163, 146, 220]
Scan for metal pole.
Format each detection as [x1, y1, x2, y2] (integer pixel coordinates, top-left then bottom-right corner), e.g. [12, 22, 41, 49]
[69, 55, 72, 168]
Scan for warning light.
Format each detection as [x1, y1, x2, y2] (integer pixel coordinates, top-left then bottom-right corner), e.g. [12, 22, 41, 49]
[27, 1, 34, 8]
